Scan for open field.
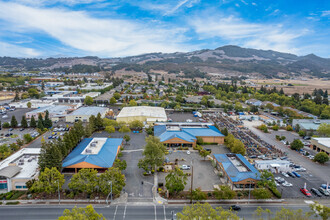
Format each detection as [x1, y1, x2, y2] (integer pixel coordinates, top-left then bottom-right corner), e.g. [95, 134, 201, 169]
[249, 78, 330, 95]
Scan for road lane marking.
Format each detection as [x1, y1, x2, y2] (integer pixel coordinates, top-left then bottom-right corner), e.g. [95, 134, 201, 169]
[163, 205, 166, 220]
[123, 204, 127, 220]
[154, 204, 157, 220]
[113, 205, 118, 220]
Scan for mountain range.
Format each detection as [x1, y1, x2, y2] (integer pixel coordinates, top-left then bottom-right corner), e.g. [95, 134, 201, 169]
[0, 45, 329, 78]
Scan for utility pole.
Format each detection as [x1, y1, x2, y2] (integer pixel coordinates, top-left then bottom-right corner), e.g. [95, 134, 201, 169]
[56, 180, 60, 204]
[106, 181, 113, 205]
[190, 159, 194, 204]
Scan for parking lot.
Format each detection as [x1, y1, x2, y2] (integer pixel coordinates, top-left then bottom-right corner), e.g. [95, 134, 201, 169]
[274, 171, 329, 199]
[158, 150, 221, 191]
[166, 111, 201, 123]
[0, 127, 37, 145]
[1, 108, 32, 124]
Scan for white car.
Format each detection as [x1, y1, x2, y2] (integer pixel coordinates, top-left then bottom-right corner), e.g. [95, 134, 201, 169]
[282, 181, 293, 187]
[2, 115, 8, 119]
[187, 151, 191, 155]
[180, 165, 191, 170]
[281, 172, 289, 177]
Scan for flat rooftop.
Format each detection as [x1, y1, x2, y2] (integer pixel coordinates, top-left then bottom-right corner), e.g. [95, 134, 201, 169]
[82, 138, 107, 155]
[0, 148, 40, 179]
[69, 106, 108, 116]
[117, 106, 167, 118]
[312, 138, 330, 149]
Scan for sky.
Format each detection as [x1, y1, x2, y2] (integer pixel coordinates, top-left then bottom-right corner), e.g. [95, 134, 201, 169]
[0, 0, 329, 58]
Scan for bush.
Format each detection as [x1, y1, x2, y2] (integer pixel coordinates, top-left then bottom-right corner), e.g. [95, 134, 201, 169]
[290, 139, 304, 151]
[252, 188, 272, 199]
[313, 152, 329, 164]
[298, 130, 306, 137]
[286, 125, 293, 131]
[269, 186, 281, 198]
[5, 201, 20, 205]
[257, 124, 268, 133]
[272, 125, 279, 131]
[213, 185, 236, 200]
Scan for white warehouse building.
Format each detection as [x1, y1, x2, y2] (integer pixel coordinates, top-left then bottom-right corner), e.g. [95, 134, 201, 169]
[254, 159, 291, 173]
[65, 106, 109, 123]
[116, 106, 167, 124]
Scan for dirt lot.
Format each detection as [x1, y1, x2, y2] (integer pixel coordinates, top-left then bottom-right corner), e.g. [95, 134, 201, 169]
[250, 78, 330, 95]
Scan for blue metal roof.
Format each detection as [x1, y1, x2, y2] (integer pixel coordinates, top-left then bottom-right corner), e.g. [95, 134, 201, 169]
[213, 154, 260, 183]
[154, 125, 223, 143]
[62, 138, 123, 168]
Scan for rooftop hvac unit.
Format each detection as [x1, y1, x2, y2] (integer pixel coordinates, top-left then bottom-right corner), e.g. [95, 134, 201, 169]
[28, 159, 32, 162]
[85, 149, 92, 153]
[18, 162, 24, 165]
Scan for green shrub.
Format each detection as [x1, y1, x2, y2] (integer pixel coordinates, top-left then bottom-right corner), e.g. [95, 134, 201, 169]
[5, 201, 20, 205]
[269, 186, 281, 198]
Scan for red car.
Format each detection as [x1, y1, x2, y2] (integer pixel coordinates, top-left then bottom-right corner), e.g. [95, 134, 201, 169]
[300, 188, 312, 197]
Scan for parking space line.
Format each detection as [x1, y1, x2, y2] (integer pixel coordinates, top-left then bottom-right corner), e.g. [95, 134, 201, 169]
[113, 205, 118, 220]
[154, 204, 157, 220]
[123, 204, 127, 220]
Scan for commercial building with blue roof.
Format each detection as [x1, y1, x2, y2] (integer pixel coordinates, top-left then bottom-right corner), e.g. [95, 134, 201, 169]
[213, 153, 261, 190]
[154, 122, 224, 147]
[62, 137, 123, 173]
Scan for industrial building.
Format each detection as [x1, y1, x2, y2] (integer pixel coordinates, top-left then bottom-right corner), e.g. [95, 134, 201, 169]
[25, 105, 71, 120]
[292, 119, 330, 133]
[254, 159, 291, 173]
[154, 122, 224, 147]
[62, 138, 123, 173]
[65, 106, 109, 123]
[310, 138, 330, 155]
[116, 106, 167, 124]
[213, 153, 260, 190]
[0, 148, 40, 192]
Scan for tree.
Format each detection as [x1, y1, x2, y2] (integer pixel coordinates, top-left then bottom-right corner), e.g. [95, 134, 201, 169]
[123, 134, 130, 144]
[2, 122, 10, 128]
[10, 115, 18, 128]
[98, 167, 126, 196]
[196, 137, 204, 145]
[118, 125, 131, 133]
[30, 116, 37, 128]
[129, 120, 143, 129]
[68, 169, 98, 195]
[43, 110, 52, 128]
[103, 118, 118, 127]
[317, 123, 330, 137]
[314, 152, 329, 164]
[110, 97, 117, 105]
[21, 116, 28, 128]
[213, 185, 236, 200]
[177, 203, 239, 220]
[58, 205, 105, 220]
[28, 88, 39, 98]
[38, 142, 63, 171]
[310, 201, 330, 220]
[95, 113, 103, 130]
[199, 149, 210, 160]
[37, 114, 44, 130]
[191, 187, 207, 201]
[113, 93, 121, 100]
[138, 136, 166, 171]
[165, 167, 188, 195]
[23, 133, 33, 144]
[84, 96, 94, 106]
[175, 95, 183, 103]
[105, 125, 115, 133]
[30, 167, 64, 194]
[113, 158, 127, 171]
[221, 128, 228, 136]
[129, 99, 137, 106]
[286, 125, 293, 131]
[290, 139, 304, 151]
[252, 188, 272, 199]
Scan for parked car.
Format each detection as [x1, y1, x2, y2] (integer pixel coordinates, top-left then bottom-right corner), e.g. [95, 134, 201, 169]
[311, 188, 322, 197]
[9, 128, 14, 131]
[300, 188, 312, 197]
[281, 172, 289, 177]
[2, 115, 8, 119]
[187, 151, 191, 155]
[19, 128, 25, 131]
[230, 205, 241, 211]
[180, 165, 191, 170]
[48, 136, 53, 139]
[303, 136, 311, 140]
[295, 167, 306, 172]
[292, 171, 301, 178]
[287, 172, 295, 178]
[282, 181, 293, 187]
[318, 187, 330, 196]
[205, 148, 212, 153]
[320, 184, 330, 190]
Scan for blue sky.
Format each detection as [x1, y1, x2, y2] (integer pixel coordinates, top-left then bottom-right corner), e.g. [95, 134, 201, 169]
[0, 0, 329, 58]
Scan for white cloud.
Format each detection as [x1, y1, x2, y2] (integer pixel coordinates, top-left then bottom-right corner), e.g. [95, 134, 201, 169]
[0, 41, 41, 57]
[191, 15, 307, 54]
[10, 0, 106, 6]
[321, 10, 330, 17]
[240, 0, 248, 5]
[251, 2, 257, 6]
[0, 1, 191, 57]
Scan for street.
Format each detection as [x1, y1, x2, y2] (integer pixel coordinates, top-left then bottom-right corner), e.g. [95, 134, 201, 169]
[0, 203, 318, 220]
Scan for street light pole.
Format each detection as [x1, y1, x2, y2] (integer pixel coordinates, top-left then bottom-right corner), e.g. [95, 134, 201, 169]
[190, 159, 194, 204]
[248, 181, 251, 204]
[56, 180, 60, 204]
[106, 181, 113, 205]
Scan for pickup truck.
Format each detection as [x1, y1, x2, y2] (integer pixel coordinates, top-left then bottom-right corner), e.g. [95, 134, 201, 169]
[180, 165, 191, 170]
